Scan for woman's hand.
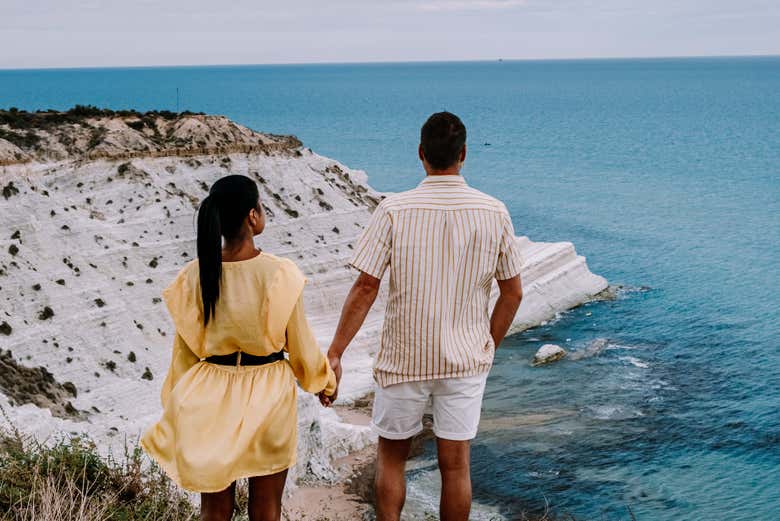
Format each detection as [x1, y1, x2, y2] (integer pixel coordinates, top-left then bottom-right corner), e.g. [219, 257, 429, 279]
[318, 387, 337, 407]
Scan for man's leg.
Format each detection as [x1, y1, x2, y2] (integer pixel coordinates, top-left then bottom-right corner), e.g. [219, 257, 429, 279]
[375, 436, 414, 521]
[431, 372, 488, 521]
[370, 380, 430, 521]
[436, 438, 472, 521]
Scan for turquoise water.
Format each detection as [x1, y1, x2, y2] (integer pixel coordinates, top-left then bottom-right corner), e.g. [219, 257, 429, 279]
[2, 57, 778, 520]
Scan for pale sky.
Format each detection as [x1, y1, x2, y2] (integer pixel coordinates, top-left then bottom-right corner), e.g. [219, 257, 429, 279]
[2, 0, 779, 69]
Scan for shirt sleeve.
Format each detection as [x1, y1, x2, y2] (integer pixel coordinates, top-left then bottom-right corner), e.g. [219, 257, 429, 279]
[349, 200, 392, 279]
[285, 292, 338, 396]
[159, 332, 200, 406]
[495, 211, 524, 280]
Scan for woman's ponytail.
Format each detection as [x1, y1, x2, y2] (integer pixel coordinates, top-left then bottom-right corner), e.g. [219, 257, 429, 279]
[195, 175, 261, 327]
[197, 194, 222, 326]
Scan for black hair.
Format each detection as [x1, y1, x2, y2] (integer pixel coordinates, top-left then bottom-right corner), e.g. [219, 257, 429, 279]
[196, 174, 260, 326]
[420, 111, 467, 170]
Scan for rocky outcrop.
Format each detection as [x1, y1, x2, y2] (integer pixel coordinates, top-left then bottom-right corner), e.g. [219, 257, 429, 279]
[0, 111, 607, 486]
[0, 139, 29, 164]
[532, 344, 567, 366]
[0, 107, 301, 165]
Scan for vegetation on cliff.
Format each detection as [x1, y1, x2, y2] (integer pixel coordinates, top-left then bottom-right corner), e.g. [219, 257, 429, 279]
[0, 105, 302, 164]
[0, 410, 195, 521]
[0, 105, 203, 130]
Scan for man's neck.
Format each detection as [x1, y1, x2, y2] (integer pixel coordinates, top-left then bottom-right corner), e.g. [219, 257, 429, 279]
[426, 169, 461, 176]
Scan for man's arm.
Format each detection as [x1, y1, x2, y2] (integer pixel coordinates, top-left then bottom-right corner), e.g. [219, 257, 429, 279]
[490, 275, 523, 348]
[318, 271, 382, 406]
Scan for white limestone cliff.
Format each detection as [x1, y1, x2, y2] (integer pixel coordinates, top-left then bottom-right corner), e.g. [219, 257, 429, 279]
[0, 111, 608, 486]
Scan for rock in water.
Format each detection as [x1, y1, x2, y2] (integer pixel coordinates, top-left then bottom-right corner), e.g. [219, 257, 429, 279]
[533, 344, 567, 366]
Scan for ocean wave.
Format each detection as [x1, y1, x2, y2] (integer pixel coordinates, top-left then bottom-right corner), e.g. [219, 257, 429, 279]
[619, 355, 650, 368]
[586, 404, 645, 420]
[589, 283, 652, 302]
[605, 342, 641, 351]
[406, 468, 506, 520]
[528, 469, 561, 478]
[568, 337, 610, 360]
[569, 338, 653, 362]
[539, 311, 566, 327]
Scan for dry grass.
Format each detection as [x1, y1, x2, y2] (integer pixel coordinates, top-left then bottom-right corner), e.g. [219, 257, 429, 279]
[0, 405, 195, 521]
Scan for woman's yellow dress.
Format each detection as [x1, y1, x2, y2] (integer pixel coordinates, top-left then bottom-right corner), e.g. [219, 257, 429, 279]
[140, 252, 336, 493]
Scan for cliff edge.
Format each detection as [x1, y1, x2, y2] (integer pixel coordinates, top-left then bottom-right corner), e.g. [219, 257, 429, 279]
[0, 106, 300, 165]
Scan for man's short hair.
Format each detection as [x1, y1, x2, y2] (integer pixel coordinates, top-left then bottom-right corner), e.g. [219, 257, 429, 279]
[420, 112, 467, 170]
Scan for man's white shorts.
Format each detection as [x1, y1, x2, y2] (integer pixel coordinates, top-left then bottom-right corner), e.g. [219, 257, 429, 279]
[370, 372, 489, 441]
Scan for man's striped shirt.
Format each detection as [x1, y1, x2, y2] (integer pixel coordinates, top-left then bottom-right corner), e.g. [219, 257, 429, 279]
[349, 174, 524, 387]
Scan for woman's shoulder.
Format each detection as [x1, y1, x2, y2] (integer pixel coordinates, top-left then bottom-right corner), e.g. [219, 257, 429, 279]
[175, 258, 200, 282]
[258, 253, 307, 286]
[162, 258, 199, 298]
[258, 252, 302, 272]
[164, 253, 304, 289]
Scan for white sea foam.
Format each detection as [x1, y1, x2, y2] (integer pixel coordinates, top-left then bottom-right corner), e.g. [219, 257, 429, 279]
[605, 342, 641, 351]
[569, 337, 610, 360]
[587, 405, 645, 420]
[620, 356, 650, 368]
[405, 467, 505, 520]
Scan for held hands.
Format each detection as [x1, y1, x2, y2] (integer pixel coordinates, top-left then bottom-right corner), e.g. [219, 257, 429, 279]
[318, 350, 343, 407]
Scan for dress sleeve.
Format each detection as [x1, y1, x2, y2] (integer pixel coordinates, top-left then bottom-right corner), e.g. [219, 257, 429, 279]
[283, 282, 337, 396]
[161, 263, 205, 354]
[286, 291, 337, 395]
[159, 332, 200, 406]
[158, 262, 204, 406]
[266, 260, 336, 395]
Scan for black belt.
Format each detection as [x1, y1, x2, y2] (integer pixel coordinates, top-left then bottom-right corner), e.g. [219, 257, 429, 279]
[203, 350, 284, 366]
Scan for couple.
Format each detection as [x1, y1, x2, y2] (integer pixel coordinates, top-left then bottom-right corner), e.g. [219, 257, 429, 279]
[141, 112, 524, 521]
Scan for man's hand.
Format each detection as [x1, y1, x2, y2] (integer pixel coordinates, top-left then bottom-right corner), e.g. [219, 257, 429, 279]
[317, 272, 381, 407]
[490, 275, 523, 348]
[318, 351, 342, 407]
[327, 351, 343, 385]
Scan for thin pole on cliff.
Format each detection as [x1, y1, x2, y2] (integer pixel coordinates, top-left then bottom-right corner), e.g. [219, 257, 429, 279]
[176, 87, 180, 113]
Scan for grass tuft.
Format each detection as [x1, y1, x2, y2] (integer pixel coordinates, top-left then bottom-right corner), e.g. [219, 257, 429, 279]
[0, 405, 195, 521]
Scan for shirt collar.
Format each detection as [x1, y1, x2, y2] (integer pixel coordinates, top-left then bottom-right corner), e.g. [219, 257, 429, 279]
[418, 175, 467, 186]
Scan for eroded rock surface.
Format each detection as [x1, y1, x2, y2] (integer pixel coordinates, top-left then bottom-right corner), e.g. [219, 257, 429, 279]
[0, 349, 83, 419]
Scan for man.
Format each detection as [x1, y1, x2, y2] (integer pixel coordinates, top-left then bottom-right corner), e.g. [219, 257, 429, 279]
[320, 112, 524, 521]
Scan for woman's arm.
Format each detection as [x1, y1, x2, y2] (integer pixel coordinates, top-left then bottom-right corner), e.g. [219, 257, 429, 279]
[159, 332, 200, 406]
[286, 292, 338, 397]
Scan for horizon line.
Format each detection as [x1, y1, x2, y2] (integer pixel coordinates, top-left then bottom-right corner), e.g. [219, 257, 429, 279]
[1, 52, 778, 72]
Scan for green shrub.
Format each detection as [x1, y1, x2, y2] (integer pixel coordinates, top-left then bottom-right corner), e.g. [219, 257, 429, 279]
[126, 120, 146, 131]
[87, 126, 108, 149]
[0, 106, 205, 131]
[0, 128, 39, 148]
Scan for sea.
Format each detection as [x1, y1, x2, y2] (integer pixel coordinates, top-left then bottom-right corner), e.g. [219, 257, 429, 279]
[1, 56, 778, 520]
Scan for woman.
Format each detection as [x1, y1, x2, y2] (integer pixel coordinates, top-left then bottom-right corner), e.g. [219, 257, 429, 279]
[141, 174, 337, 521]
